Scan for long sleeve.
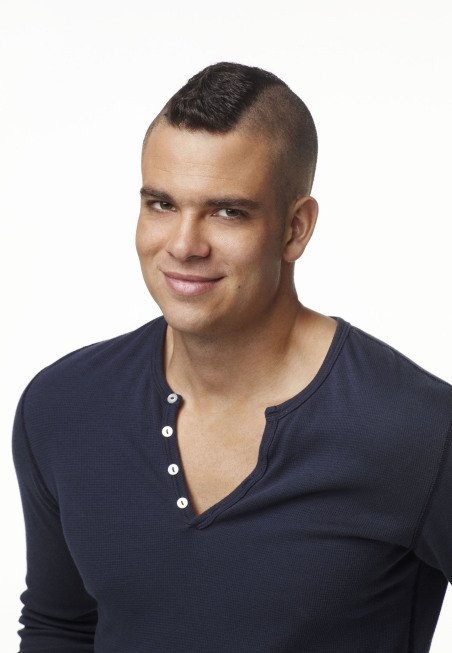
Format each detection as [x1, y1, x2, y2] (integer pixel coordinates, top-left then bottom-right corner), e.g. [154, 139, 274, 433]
[12, 382, 98, 652]
[411, 415, 452, 582]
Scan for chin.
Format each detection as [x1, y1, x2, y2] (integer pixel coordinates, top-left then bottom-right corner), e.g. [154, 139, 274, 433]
[160, 303, 218, 333]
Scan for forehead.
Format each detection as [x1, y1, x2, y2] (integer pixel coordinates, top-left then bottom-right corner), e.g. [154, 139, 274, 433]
[141, 123, 278, 199]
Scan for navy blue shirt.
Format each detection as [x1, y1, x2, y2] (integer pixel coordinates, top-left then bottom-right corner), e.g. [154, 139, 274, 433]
[12, 315, 452, 652]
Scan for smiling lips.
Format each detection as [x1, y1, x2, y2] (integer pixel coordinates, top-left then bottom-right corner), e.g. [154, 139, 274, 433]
[163, 271, 223, 296]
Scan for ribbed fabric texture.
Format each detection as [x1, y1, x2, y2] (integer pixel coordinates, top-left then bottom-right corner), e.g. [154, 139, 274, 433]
[12, 314, 452, 652]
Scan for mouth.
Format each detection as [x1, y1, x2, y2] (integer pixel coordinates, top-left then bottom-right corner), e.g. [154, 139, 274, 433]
[163, 272, 223, 297]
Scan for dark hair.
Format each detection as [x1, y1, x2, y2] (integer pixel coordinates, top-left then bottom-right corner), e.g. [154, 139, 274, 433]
[143, 61, 318, 199]
[160, 62, 288, 131]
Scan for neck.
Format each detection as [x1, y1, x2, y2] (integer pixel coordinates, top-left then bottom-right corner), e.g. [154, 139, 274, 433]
[163, 297, 312, 412]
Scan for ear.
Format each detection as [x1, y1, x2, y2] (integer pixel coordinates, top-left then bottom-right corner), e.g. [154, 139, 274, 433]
[282, 196, 318, 263]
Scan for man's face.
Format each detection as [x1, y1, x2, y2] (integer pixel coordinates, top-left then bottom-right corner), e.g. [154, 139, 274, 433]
[136, 121, 291, 337]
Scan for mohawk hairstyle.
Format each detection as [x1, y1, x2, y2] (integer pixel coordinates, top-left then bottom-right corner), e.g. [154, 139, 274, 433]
[142, 61, 318, 201]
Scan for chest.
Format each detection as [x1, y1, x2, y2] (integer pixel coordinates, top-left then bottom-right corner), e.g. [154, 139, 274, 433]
[175, 405, 267, 517]
[57, 390, 423, 651]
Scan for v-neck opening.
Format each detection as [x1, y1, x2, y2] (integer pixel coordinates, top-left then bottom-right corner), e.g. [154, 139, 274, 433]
[150, 313, 351, 527]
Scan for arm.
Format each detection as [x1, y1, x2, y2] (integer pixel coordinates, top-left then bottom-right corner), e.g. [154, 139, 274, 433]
[12, 384, 97, 652]
[411, 416, 452, 582]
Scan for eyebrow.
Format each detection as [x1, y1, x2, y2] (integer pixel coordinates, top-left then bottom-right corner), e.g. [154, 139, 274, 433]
[139, 186, 262, 211]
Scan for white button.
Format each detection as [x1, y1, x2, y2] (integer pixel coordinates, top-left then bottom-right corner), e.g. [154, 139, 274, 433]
[167, 393, 178, 403]
[168, 464, 179, 475]
[162, 425, 173, 437]
[177, 497, 188, 509]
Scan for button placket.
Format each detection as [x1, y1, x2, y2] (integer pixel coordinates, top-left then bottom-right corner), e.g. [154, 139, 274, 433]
[160, 392, 191, 516]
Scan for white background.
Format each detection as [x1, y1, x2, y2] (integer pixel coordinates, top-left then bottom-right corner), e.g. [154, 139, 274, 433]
[1, 1, 451, 650]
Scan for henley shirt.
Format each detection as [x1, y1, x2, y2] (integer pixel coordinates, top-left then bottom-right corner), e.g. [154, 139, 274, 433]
[12, 314, 452, 652]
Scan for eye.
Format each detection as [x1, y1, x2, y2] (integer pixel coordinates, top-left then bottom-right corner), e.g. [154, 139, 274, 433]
[147, 200, 174, 212]
[216, 208, 246, 220]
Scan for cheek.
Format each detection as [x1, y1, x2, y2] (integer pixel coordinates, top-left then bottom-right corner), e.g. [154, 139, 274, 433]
[227, 244, 281, 287]
[135, 217, 146, 254]
[135, 218, 161, 257]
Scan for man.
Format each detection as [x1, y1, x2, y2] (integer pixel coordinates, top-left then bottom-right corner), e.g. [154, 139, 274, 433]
[12, 61, 452, 652]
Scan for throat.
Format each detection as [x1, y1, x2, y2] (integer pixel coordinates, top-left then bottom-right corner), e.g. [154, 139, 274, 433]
[164, 334, 293, 407]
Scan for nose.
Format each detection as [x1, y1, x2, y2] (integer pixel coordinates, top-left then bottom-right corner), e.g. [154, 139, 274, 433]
[166, 212, 211, 262]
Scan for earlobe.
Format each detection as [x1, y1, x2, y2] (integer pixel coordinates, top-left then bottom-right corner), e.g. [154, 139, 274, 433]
[282, 196, 318, 263]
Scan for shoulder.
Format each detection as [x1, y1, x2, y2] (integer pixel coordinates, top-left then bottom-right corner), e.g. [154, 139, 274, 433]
[331, 319, 452, 537]
[20, 316, 164, 417]
[347, 321, 451, 391]
[343, 319, 452, 432]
